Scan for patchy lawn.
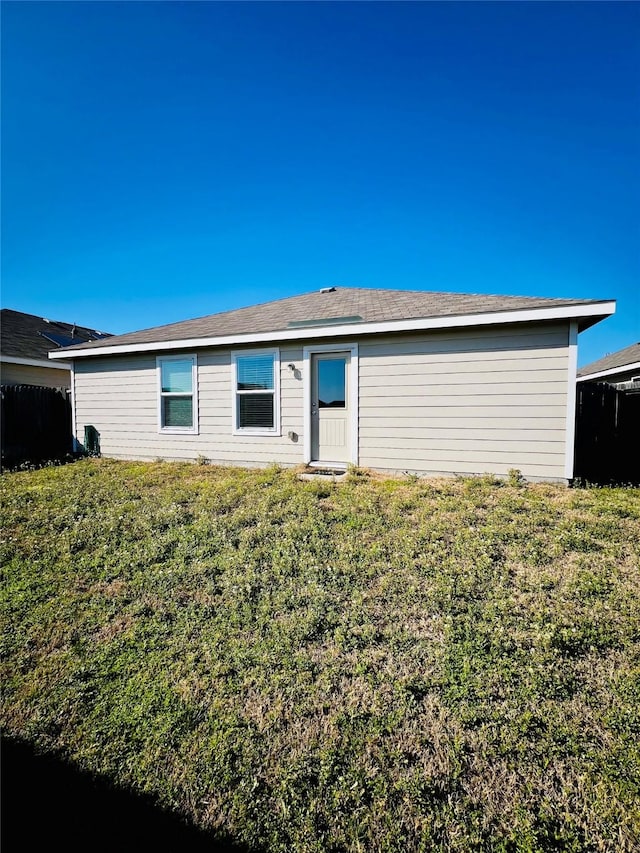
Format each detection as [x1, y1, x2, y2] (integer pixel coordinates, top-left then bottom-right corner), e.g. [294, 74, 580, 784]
[1, 459, 639, 852]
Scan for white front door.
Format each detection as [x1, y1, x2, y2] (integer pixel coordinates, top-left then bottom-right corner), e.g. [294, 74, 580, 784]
[311, 352, 351, 464]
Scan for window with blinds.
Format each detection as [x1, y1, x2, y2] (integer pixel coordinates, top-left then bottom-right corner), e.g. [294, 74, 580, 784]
[157, 355, 198, 433]
[232, 349, 280, 434]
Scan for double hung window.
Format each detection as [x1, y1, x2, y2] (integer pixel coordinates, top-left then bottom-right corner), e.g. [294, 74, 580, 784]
[157, 356, 198, 434]
[232, 349, 280, 434]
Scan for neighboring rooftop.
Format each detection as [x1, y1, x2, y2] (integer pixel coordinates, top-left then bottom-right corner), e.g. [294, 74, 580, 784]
[0, 309, 112, 362]
[577, 341, 640, 380]
[51, 286, 613, 355]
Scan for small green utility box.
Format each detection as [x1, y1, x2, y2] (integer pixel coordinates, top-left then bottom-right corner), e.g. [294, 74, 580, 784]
[84, 425, 100, 456]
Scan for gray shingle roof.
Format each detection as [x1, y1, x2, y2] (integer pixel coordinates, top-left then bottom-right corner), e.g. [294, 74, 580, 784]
[54, 287, 610, 353]
[577, 341, 640, 377]
[0, 309, 111, 361]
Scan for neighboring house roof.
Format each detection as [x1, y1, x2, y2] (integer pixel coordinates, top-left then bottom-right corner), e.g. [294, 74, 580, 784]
[1, 309, 111, 368]
[577, 341, 640, 382]
[49, 286, 615, 360]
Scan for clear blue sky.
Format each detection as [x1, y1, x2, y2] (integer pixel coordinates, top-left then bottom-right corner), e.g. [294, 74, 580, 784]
[2, 1, 638, 366]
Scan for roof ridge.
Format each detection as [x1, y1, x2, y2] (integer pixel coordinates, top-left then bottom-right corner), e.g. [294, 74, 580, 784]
[295, 285, 607, 303]
[0, 307, 105, 333]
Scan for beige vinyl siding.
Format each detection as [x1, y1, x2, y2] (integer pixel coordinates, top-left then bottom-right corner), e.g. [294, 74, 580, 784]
[74, 347, 304, 465]
[0, 361, 71, 389]
[73, 320, 572, 481]
[357, 322, 569, 480]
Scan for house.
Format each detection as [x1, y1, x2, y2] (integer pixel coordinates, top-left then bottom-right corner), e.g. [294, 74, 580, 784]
[577, 341, 640, 390]
[0, 309, 111, 390]
[49, 287, 615, 482]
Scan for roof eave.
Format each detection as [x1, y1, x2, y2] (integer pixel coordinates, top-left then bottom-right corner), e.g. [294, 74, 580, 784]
[48, 300, 616, 360]
[577, 315, 612, 333]
[577, 361, 640, 382]
[2, 354, 72, 370]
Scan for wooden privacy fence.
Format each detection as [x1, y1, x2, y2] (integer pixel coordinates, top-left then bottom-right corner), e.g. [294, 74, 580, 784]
[574, 382, 640, 485]
[1, 384, 73, 470]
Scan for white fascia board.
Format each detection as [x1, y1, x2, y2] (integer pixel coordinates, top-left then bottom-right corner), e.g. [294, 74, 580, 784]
[48, 301, 617, 360]
[2, 354, 72, 370]
[576, 361, 640, 382]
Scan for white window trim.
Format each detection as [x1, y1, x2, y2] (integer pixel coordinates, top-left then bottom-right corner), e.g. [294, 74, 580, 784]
[302, 342, 359, 466]
[156, 354, 199, 435]
[231, 348, 281, 436]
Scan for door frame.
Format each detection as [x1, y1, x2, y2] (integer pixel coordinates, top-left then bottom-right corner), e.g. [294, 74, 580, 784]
[302, 342, 359, 466]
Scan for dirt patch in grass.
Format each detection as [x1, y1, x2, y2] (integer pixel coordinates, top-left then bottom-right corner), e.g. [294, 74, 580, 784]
[2, 459, 639, 851]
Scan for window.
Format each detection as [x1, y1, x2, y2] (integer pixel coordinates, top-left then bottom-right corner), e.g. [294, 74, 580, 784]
[232, 349, 280, 434]
[157, 355, 198, 434]
[317, 357, 346, 408]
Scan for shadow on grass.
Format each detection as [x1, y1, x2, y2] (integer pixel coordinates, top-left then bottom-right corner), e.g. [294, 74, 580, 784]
[1, 737, 254, 852]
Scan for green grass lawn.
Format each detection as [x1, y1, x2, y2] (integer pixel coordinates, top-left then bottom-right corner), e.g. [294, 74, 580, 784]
[2, 459, 639, 852]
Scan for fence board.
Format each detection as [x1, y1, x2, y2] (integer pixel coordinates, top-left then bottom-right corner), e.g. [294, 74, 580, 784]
[1, 384, 72, 469]
[574, 383, 640, 485]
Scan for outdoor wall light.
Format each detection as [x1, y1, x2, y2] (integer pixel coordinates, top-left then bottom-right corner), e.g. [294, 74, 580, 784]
[288, 363, 302, 381]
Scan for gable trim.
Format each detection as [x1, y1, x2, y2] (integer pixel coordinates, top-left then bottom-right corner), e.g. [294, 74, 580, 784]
[48, 301, 616, 360]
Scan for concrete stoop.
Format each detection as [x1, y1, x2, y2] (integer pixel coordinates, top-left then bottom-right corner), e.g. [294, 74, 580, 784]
[297, 466, 348, 482]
